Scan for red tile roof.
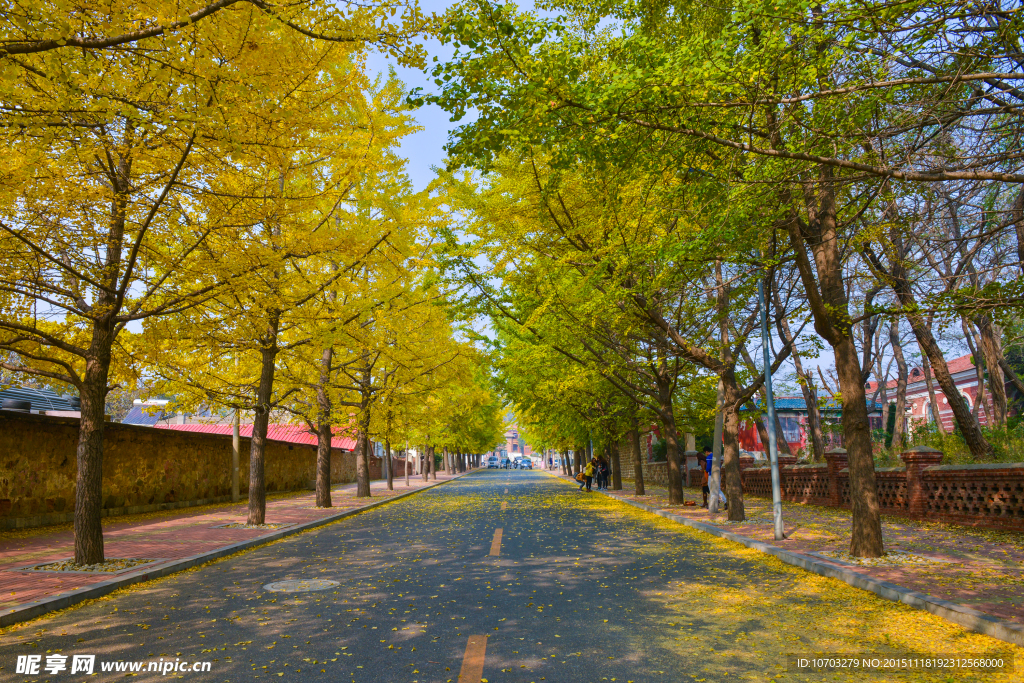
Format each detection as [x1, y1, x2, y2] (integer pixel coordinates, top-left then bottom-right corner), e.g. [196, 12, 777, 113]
[865, 353, 975, 393]
[155, 423, 357, 451]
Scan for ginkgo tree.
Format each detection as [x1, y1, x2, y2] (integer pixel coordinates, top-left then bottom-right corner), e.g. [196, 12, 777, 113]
[438, 148, 794, 516]
[0, 1, 430, 563]
[428, 0, 1024, 557]
[146, 69, 422, 524]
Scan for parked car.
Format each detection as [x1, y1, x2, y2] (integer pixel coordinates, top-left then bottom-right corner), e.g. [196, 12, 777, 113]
[520, 459, 533, 470]
[486, 456, 500, 468]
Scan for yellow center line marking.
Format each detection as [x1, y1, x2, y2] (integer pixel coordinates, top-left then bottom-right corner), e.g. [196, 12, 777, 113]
[501, 501, 507, 511]
[458, 635, 488, 682]
[489, 528, 503, 556]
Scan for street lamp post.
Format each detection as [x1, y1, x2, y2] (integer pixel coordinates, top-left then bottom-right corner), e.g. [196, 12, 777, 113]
[758, 278, 785, 541]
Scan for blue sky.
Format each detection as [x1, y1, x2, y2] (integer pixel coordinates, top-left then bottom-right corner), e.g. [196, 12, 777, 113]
[365, 0, 464, 192]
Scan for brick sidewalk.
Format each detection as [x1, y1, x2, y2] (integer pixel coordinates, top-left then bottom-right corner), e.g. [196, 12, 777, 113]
[0, 474, 458, 619]
[558, 473, 1024, 626]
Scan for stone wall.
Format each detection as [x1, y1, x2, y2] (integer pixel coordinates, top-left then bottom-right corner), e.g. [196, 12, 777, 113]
[617, 440, 705, 488]
[0, 412, 367, 528]
[615, 438, 676, 487]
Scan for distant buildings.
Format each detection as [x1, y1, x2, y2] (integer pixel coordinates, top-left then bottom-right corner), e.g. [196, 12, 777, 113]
[736, 397, 877, 454]
[735, 353, 1018, 457]
[0, 386, 80, 417]
[122, 397, 235, 426]
[501, 424, 532, 459]
[155, 423, 357, 450]
[865, 353, 1016, 433]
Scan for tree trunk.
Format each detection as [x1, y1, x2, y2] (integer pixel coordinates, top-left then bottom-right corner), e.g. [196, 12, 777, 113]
[355, 426, 371, 498]
[784, 171, 883, 556]
[721, 377, 746, 521]
[659, 410, 685, 504]
[999, 356, 1024, 397]
[653, 368, 685, 504]
[609, 441, 622, 490]
[774, 308, 824, 461]
[753, 388, 794, 457]
[976, 316, 1007, 427]
[385, 439, 393, 490]
[573, 447, 582, 476]
[1012, 187, 1024, 277]
[890, 322, 909, 450]
[247, 310, 281, 525]
[422, 445, 430, 482]
[962, 317, 989, 422]
[921, 352, 944, 432]
[314, 346, 334, 508]
[801, 371, 826, 461]
[740, 343, 794, 457]
[750, 410, 773, 457]
[630, 424, 645, 495]
[875, 355, 890, 445]
[867, 241, 992, 456]
[315, 418, 333, 508]
[431, 445, 437, 480]
[909, 314, 991, 457]
[835, 335, 883, 556]
[74, 336, 113, 565]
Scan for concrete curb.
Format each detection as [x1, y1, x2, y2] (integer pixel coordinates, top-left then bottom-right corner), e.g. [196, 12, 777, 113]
[548, 472, 1024, 648]
[1, 473, 469, 629]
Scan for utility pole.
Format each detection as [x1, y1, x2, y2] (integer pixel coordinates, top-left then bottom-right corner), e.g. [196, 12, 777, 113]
[759, 278, 785, 541]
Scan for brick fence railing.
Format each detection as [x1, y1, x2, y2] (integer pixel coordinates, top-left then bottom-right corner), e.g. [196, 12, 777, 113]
[616, 443, 1023, 532]
[738, 446, 1024, 532]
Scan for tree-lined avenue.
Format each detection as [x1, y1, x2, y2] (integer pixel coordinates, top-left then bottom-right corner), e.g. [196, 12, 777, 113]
[2, 470, 1016, 682]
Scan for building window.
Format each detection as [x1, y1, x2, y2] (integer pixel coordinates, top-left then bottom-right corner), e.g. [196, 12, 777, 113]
[762, 416, 801, 443]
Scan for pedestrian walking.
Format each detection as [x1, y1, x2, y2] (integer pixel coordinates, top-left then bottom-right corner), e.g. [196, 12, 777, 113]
[597, 458, 610, 490]
[579, 458, 596, 492]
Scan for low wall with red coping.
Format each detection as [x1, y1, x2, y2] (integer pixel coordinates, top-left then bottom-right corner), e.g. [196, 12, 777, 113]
[616, 440, 1022, 531]
[738, 447, 1024, 532]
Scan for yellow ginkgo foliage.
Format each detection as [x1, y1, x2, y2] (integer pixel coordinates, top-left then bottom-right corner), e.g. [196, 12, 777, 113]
[0, 3, 422, 563]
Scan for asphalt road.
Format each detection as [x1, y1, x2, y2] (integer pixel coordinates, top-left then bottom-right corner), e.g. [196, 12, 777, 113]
[1, 470, 1017, 682]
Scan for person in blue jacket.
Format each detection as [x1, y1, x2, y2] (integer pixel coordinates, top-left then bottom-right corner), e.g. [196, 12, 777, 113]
[703, 448, 727, 510]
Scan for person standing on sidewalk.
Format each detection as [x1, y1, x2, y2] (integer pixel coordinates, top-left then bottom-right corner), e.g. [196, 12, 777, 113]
[597, 458, 610, 490]
[579, 458, 596, 492]
[703, 446, 726, 510]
